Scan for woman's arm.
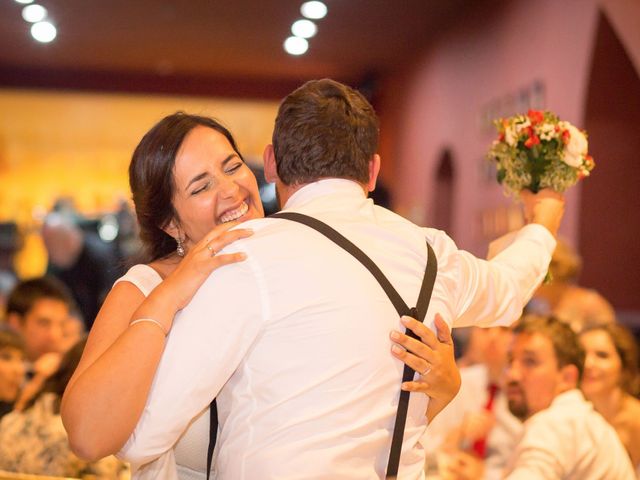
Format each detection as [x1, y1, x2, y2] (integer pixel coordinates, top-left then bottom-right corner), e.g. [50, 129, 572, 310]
[390, 314, 461, 423]
[61, 223, 252, 461]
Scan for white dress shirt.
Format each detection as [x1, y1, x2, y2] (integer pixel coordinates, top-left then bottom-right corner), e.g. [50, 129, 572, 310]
[504, 389, 635, 479]
[120, 179, 555, 479]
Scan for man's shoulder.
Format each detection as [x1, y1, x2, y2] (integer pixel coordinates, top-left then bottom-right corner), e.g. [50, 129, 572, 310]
[524, 391, 598, 440]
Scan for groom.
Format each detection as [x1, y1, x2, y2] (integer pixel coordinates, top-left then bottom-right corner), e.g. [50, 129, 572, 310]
[121, 79, 563, 478]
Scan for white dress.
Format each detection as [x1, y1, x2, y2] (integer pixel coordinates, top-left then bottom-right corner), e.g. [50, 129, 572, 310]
[115, 264, 214, 480]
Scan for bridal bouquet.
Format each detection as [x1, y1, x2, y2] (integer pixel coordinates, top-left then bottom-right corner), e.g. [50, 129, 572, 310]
[488, 110, 595, 196]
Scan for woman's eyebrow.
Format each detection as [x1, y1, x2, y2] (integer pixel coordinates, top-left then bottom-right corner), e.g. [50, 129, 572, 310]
[221, 153, 240, 167]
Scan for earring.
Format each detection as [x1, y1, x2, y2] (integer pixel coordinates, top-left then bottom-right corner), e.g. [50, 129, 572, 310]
[176, 237, 185, 257]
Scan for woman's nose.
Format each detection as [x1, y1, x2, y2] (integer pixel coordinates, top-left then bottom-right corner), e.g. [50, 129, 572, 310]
[218, 176, 240, 198]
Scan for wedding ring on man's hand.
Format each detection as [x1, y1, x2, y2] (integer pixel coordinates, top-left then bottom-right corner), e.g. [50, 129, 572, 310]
[420, 366, 431, 377]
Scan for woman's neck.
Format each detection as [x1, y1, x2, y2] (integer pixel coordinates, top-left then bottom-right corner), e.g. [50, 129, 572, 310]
[588, 386, 625, 421]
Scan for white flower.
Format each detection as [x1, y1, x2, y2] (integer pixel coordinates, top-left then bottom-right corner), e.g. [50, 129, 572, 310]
[537, 123, 555, 140]
[505, 126, 517, 146]
[562, 123, 588, 167]
[515, 118, 531, 133]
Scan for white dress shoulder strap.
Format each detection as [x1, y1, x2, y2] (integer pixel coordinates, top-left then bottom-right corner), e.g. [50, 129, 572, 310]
[113, 264, 162, 298]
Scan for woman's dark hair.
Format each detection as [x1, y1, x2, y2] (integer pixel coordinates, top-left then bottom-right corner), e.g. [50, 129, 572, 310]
[580, 323, 640, 396]
[23, 337, 87, 414]
[129, 112, 243, 262]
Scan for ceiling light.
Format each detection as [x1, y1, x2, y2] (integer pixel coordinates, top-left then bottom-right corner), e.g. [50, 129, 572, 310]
[284, 36, 308, 56]
[291, 19, 317, 39]
[22, 4, 47, 23]
[300, 1, 327, 20]
[31, 21, 56, 43]
[14, 0, 34, 4]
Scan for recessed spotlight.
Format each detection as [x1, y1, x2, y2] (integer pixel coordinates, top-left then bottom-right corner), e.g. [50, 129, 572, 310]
[31, 21, 56, 43]
[300, 1, 327, 20]
[291, 19, 317, 39]
[284, 36, 308, 56]
[22, 4, 47, 23]
[14, 0, 34, 4]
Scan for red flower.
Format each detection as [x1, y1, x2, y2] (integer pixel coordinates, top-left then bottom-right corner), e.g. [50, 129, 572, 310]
[528, 109, 544, 125]
[561, 129, 571, 145]
[523, 126, 540, 148]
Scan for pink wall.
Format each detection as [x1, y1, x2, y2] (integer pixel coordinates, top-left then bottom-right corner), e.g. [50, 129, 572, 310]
[383, 0, 601, 256]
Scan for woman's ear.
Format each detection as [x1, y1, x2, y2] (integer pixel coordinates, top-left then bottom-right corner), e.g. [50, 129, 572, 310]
[162, 218, 181, 241]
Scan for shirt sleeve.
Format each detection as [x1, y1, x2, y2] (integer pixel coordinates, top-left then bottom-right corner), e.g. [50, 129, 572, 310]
[433, 224, 556, 328]
[117, 249, 268, 467]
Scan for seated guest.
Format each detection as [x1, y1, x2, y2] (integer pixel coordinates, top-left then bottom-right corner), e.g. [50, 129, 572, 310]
[6, 276, 71, 363]
[442, 314, 634, 479]
[0, 326, 26, 419]
[0, 338, 125, 478]
[579, 322, 640, 476]
[425, 326, 522, 479]
[6, 276, 73, 410]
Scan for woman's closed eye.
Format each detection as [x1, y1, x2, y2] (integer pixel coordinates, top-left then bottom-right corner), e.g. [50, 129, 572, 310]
[191, 181, 211, 195]
[224, 162, 243, 175]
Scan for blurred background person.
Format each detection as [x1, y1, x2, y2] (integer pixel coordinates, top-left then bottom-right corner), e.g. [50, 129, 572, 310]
[579, 322, 640, 476]
[42, 211, 123, 330]
[425, 326, 522, 479]
[0, 326, 26, 419]
[529, 238, 615, 331]
[5, 276, 73, 410]
[0, 338, 126, 478]
[0, 270, 17, 324]
[441, 314, 634, 479]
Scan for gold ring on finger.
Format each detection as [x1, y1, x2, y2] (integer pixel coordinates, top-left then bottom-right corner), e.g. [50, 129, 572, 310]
[207, 244, 216, 256]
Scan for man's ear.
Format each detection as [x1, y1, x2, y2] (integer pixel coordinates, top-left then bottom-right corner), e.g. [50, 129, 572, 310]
[7, 313, 22, 332]
[367, 154, 381, 192]
[558, 364, 580, 391]
[263, 144, 278, 184]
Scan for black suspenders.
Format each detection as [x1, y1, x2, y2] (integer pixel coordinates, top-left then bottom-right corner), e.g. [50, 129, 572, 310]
[271, 212, 437, 478]
[206, 212, 438, 479]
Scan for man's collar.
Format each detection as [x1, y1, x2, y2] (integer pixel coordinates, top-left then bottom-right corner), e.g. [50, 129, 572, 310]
[282, 179, 367, 210]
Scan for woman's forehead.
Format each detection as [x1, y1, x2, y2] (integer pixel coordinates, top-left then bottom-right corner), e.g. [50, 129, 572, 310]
[174, 127, 236, 176]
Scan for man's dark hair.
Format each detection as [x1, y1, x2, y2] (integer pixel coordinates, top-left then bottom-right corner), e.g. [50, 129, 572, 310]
[272, 78, 379, 186]
[514, 314, 585, 381]
[6, 276, 73, 320]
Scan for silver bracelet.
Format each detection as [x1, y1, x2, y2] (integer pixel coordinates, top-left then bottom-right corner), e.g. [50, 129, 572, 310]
[129, 318, 168, 336]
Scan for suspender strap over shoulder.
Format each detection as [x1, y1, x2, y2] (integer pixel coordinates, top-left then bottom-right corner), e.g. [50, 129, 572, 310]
[271, 211, 438, 478]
